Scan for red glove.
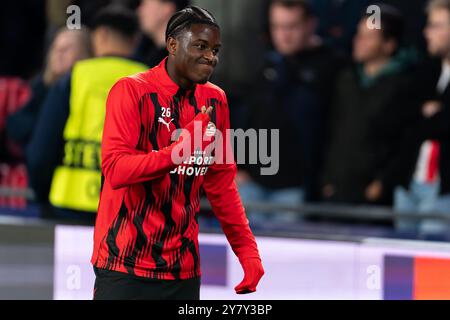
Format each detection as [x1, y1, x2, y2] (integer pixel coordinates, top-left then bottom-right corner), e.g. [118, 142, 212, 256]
[234, 257, 265, 294]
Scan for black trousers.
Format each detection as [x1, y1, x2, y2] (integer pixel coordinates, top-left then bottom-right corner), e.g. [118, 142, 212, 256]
[93, 267, 201, 300]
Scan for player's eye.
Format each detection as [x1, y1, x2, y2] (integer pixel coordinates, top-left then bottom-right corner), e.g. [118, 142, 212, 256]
[212, 48, 220, 55]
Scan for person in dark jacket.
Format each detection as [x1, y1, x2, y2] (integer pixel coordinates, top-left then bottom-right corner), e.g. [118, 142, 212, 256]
[394, 0, 450, 239]
[238, 0, 342, 223]
[322, 5, 416, 206]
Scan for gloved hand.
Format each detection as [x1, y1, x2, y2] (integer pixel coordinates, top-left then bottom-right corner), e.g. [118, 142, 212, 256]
[234, 257, 264, 294]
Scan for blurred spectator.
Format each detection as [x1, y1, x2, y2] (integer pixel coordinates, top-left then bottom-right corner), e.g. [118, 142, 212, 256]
[312, 0, 370, 54]
[322, 5, 416, 206]
[238, 0, 342, 223]
[0, 78, 31, 210]
[378, 0, 429, 54]
[394, 0, 450, 238]
[6, 28, 92, 147]
[26, 5, 147, 222]
[134, 0, 189, 67]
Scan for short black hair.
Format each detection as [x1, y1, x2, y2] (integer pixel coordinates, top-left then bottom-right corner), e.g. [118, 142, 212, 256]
[364, 4, 405, 45]
[91, 5, 139, 39]
[270, 0, 315, 18]
[165, 5, 220, 42]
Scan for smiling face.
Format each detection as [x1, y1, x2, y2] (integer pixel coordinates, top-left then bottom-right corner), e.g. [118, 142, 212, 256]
[167, 24, 221, 88]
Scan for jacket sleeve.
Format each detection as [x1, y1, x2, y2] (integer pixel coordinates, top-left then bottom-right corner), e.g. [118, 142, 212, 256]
[102, 79, 210, 189]
[419, 105, 450, 140]
[203, 92, 261, 263]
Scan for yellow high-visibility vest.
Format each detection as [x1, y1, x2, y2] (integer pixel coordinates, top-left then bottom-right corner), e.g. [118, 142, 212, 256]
[49, 57, 147, 212]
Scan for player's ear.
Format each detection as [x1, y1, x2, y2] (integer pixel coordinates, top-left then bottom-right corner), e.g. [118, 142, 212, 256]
[167, 37, 177, 56]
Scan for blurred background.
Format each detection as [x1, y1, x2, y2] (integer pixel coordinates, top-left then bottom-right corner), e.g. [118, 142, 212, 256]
[1, 0, 450, 299]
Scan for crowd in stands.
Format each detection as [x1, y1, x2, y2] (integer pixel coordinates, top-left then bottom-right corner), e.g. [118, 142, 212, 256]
[0, 0, 449, 240]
